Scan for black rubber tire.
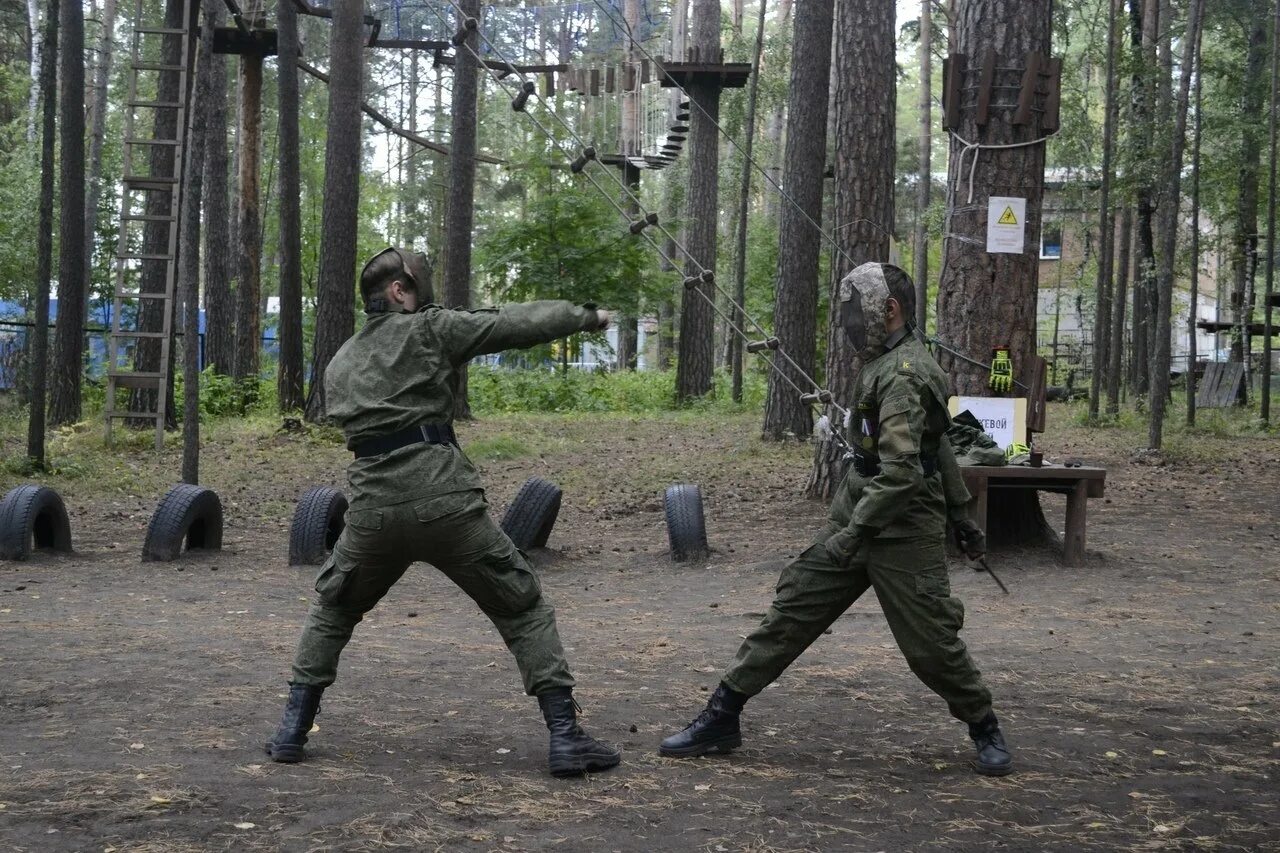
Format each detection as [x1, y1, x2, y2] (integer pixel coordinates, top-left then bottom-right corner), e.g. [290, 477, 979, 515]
[664, 484, 708, 562]
[0, 484, 73, 560]
[289, 486, 348, 566]
[500, 477, 563, 550]
[141, 484, 224, 562]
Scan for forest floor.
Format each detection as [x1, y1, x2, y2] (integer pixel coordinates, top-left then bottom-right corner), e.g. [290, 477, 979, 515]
[0, 403, 1277, 852]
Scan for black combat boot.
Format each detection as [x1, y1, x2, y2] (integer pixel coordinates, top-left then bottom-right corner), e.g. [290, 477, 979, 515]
[265, 684, 324, 763]
[659, 683, 746, 758]
[968, 711, 1014, 776]
[536, 688, 622, 778]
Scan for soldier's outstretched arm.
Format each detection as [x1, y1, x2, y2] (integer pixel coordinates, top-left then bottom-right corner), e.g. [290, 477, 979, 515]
[432, 301, 606, 365]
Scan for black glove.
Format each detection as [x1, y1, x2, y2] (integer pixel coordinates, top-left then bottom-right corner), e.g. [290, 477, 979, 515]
[953, 518, 987, 560]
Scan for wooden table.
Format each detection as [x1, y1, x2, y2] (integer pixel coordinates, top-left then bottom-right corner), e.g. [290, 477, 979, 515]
[960, 465, 1107, 566]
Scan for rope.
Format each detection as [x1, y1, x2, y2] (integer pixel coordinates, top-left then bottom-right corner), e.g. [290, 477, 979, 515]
[430, 1, 855, 450]
[949, 129, 1057, 204]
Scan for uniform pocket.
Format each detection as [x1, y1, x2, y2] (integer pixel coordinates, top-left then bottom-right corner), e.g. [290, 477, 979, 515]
[914, 568, 952, 599]
[412, 491, 485, 525]
[346, 508, 383, 531]
[314, 553, 357, 604]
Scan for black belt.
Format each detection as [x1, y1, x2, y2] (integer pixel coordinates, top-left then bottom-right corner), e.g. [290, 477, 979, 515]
[353, 422, 458, 458]
[852, 450, 938, 478]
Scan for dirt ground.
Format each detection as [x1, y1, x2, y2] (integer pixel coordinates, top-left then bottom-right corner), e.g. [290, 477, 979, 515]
[1, 406, 1277, 852]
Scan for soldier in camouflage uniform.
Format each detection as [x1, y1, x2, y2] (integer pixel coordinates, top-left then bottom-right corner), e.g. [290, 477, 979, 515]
[266, 247, 621, 777]
[660, 263, 1013, 776]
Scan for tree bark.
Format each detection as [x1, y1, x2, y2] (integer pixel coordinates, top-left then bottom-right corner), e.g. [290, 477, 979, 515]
[304, 0, 365, 422]
[442, 0, 480, 419]
[276, 0, 305, 412]
[912, 0, 932, 330]
[806, 0, 895, 499]
[47, 0, 87, 426]
[1261, 0, 1277, 425]
[762, 0, 832, 440]
[233, 50, 263, 382]
[203, 9, 234, 377]
[1230, 4, 1268, 394]
[27, 0, 57, 463]
[1129, 0, 1159, 397]
[730, 0, 767, 402]
[934, 0, 1053, 545]
[1188, 32, 1203, 427]
[675, 0, 722, 404]
[1148, 0, 1203, 448]
[1089, 0, 1122, 421]
[181, 14, 214, 484]
[1106, 206, 1132, 415]
[26, 0, 41, 142]
[84, 0, 117, 304]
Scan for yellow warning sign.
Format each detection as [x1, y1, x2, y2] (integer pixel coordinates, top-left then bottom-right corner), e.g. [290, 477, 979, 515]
[997, 206, 1019, 226]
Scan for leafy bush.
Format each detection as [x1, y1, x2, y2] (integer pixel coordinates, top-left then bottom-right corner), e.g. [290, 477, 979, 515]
[467, 367, 767, 414]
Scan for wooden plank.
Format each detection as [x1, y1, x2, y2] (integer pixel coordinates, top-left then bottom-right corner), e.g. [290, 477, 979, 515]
[1014, 51, 1042, 125]
[943, 53, 966, 131]
[976, 48, 996, 126]
[605, 65, 615, 94]
[1042, 57, 1063, 132]
[1064, 480, 1088, 566]
[543, 70, 554, 97]
[1195, 361, 1222, 408]
[640, 58, 650, 83]
[1026, 354, 1048, 434]
[590, 67, 601, 96]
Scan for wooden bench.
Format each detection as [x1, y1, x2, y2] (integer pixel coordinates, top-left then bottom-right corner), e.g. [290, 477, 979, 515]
[960, 465, 1106, 566]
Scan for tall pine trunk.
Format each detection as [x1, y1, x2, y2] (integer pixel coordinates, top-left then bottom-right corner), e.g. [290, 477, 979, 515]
[232, 50, 264, 382]
[675, 0, 722, 404]
[304, 0, 365, 422]
[1230, 6, 1268, 386]
[84, 0, 117, 302]
[806, 0, 895, 499]
[761, 0, 832, 441]
[1088, 0, 1121, 421]
[276, 0, 305, 411]
[27, 0, 58, 463]
[1148, 0, 1203, 448]
[912, 0, 932, 329]
[203, 3, 234, 376]
[1130, 0, 1158, 397]
[934, 0, 1053, 545]
[1107, 207, 1132, 415]
[181, 14, 214, 484]
[47, 0, 87, 426]
[442, 0, 480, 419]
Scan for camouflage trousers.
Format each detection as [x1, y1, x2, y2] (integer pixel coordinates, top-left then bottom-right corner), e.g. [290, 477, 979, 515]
[722, 525, 993, 723]
[290, 489, 574, 695]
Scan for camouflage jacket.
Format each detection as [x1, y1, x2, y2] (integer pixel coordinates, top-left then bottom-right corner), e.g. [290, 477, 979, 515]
[325, 301, 599, 508]
[829, 333, 971, 539]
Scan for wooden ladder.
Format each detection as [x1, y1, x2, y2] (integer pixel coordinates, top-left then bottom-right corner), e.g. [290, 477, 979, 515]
[104, 0, 197, 450]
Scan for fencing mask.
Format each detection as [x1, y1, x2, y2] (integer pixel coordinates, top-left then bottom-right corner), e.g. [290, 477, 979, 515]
[837, 262, 893, 362]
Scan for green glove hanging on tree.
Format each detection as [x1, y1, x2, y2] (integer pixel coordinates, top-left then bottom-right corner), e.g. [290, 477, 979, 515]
[989, 346, 1014, 394]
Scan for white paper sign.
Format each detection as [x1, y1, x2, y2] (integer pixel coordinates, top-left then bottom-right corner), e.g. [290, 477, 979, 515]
[952, 396, 1018, 450]
[986, 196, 1027, 254]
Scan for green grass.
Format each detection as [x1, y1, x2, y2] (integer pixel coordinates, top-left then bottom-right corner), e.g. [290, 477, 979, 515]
[464, 434, 534, 461]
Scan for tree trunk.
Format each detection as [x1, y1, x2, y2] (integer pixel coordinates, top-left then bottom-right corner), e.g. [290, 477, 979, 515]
[128, 0, 184, 430]
[304, 0, 365, 422]
[806, 0, 895, 498]
[203, 3, 233, 376]
[1148, 0, 1203, 448]
[762, 0, 832, 440]
[47, 0, 86, 426]
[84, 0, 117, 304]
[1188, 31, 1203, 427]
[276, 0, 305, 412]
[26, 0, 41, 142]
[1129, 0, 1159, 397]
[442, 0, 480, 419]
[1230, 4, 1268, 393]
[1089, 0, 1122, 421]
[615, 0, 641, 372]
[1107, 206, 1132, 415]
[27, 0, 57, 463]
[1264, 0, 1279, 425]
[763, 0, 792, 222]
[912, 0, 932, 330]
[233, 50, 263, 382]
[730, 0, 767, 402]
[675, 0, 722, 404]
[934, 0, 1053, 546]
[181, 14, 214, 484]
